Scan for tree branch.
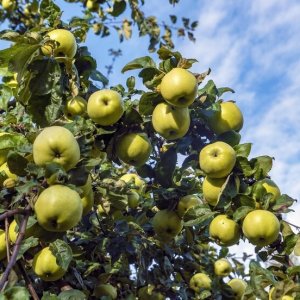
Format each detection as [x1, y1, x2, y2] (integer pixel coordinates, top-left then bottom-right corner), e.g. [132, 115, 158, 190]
[0, 208, 29, 222]
[0, 205, 31, 291]
[5, 218, 10, 262]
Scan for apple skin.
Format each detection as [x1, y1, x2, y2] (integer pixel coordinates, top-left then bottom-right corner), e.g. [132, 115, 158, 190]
[160, 68, 198, 108]
[32, 247, 66, 281]
[1, 0, 15, 10]
[79, 175, 94, 216]
[209, 101, 244, 135]
[199, 141, 236, 178]
[227, 278, 247, 300]
[65, 96, 87, 118]
[33, 126, 80, 171]
[152, 102, 190, 140]
[34, 185, 83, 232]
[0, 229, 7, 260]
[176, 195, 201, 217]
[202, 176, 227, 206]
[87, 90, 124, 126]
[120, 173, 145, 193]
[127, 190, 140, 209]
[214, 258, 232, 276]
[242, 210, 280, 247]
[189, 273, 212, 293]
[41, 29, 77, 58]
[0, 162, 18, 187]
[115, 133, 152, 167]
[261, 178, 281, 203]
[93, 284, 117, 299]
[209, 214, 240, 247]
[152, 209, 183, 241]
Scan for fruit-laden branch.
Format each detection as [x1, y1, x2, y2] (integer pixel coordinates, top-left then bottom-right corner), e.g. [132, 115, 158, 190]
[0, 207, 30, 222]
[0, 205, 31, 290]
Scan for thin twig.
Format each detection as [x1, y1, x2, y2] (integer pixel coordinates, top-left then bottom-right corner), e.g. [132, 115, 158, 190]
[0, 205, 31, 290]
[0, 208, 28, 222]
[5, 218, 10, 262]
[17, 260, 40, 300]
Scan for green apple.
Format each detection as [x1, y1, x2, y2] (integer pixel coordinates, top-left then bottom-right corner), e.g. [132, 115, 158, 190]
[0, 162, 18, 187]
[94, 283, 117, 299]
[41, 29, 77, 58]
[202, 176, 227, 206]
[65, 96, 87, 118]
[214, 258, 232, 276]
[189, 273, 212, 293]
[115, 133, 152, 167]
[33, 126, 80, 171]
[0, 229, 7, 260]
[1, 0, 15, 10]
[227, 278, 247, 300]
[138, 285, 164, 300]
[79, 175, 94, 216]
[35, 185, 83, 232]
[120, 173, 146, 193]
[176, 195, 201, 217]
[199, 141, 236, 178]
[152, 209, 183, 241]
[32, 247, 66, 281]
[209, 101, 244, 135]
[209, 214, 240, 247]
[152, 102, 190, 140]
[127, 190, 140, 209]
[86, 0, 99, 11]
[160, 68, 198, 107]
[87, 89, 124, 126]
[261, 178, 281, 203]
[217, 130, 241, 147]
[242, 209, 280, 247]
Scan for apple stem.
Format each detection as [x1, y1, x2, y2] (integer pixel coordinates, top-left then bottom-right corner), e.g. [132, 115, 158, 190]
[17, 260, 40, 300]
[0, 205, 31, 291]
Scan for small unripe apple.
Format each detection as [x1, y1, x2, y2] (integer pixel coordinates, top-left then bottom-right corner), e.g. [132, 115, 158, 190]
[214, 258, 232, 276]
[189, 273, 212, 293]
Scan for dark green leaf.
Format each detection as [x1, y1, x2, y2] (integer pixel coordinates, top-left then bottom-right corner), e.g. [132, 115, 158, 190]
[42, 292, 59, 300]
[40, 0, 61, 24]
[157, 47, 182, 61]
[217, 87, 235, 97]
[122, 107, 143, 125]
[0, 133, 28, 151]
[0, 287, 30, 299]
[121, 56, 156, 73]
[126, 76, 135, 90]
[17, 237, 39, 260]
[0, 84, 13, 110]
[49, 239, 73, 271]
[58, 290, 87, 300]
[198, 80, 218, 97]
[7, 151, 28, 176]
[234, 143, 252, 158]
[233, 206, 254, 222]
[90, 70, 109, 85]
[138, 92, 164, 116]
[109, 0, 126, 17]
[251, 155, 273, 180]
[170, 15, 177, 24]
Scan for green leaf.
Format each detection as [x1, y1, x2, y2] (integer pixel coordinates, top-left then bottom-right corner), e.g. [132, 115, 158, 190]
[49, 239, 73, 271]
[126, 76, 135, 90]
[58, 290, 87, 300]
[293, 236, 300, 256]
[0, 84, 13, 111]
[40, 0, 62, 24]
[251, 155, 273, 180]
[233, 206, 254, 222]
[109, 0, 126, 17]
[7, 151, 29, 176]
[122, 107, 143, 125]
[184, 211, 215, 227]
[17, 237, 39, 260]
[217, 87, 235, 97]
[138, 67, 162, 89]
[121, 56, 156, 73]
[271, 194, 296, 213]
[90, 70, 109, 85]
[157, 46, 182, 61]
[0, 133, 28, 151]
[170, 15, 177, 24]
[138, 92, 164, 115]
[287, 266, 300, 276]
[234, 143, 252, 158]
[198, 80, 218, 97]
[0, 286, 30, 300]
[42, 292, 59, 300]
[236, 156, 254, 177]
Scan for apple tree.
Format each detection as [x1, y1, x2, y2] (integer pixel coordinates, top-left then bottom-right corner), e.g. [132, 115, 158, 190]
[0, 1, 299, 299]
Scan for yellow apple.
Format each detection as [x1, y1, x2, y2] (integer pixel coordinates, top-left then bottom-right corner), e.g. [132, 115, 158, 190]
[33, 126, 80, 171]
[86, 0, 99, 11]
[176, 195, 201, 217]
[115, 133, 152, 167]
[93, 283, 117, 299]
[282, 296, 295, 300]
[160, 68, 198, 107]
[209, 214, 240, 247]
[227, 278, 247, 300]
[138, 285, 164, 300]
[152, 209, 183, 241]
[79, 175, 94, 216]
[120, 173, 146, 193]
[65, 96, 87, 118]
[261, 178, 281, 203]
[1, 0, 15, 10]
[189, 273, 212, 293]
[202, 176, 227, 206]
[152, 102, 190, 140]
[242, 210, 280, 247]
[199, 141, 236, 178]
[32, 247, 66, 281]
[209, 101, 244, 135]
[0, 162, 18, 187]
[41, 29, 77, 58]
[87, 89, 124, 126]
[214, 258, 232, 276]
[0, 229, 7, 260]
[127, 190, 140, 209]
[34, 185, 83, 232]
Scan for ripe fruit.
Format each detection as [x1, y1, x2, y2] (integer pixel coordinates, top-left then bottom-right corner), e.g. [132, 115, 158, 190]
[33, 126, 80, 171]
[209, 215, 240, 247]
[80, 176, 94, 216]
[0, 162, 18, 187]
[152, 102, 190, 140]
[160, 68, 198, 107]
[65, 96, 87, 118]
[152, 209, 183, 241]
[127, 190, 140, 209]
[120, 173, 145, 193]
[242, 210, 280, 247]
[32, 247, 66, 281]
[0, 229, 7, 260]
[87, 90, 124, 126]
[115, 133, 152, 167]
[214, 258, 232, 276]
[41, 29, 77, 58]
[138, 285, 164, 300]
[202, 176, 227, 206]
[176, 195, 201, 217]
[227, 278, 247, 300]
[93, 284, 117, 299]
[261, 178, 281, 203]
[35, 185, 83, 232]
[199, 141, 236, 178]
[189, 273, 212, 293]
[209, 101, 244, 134]
[1, 0, 15, 10]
